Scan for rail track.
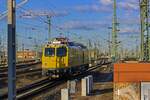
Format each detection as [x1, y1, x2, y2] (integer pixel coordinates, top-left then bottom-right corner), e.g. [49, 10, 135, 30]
[0, 68, 42, 80]
[0, 61, 41, 80]
[0, 59, 39, 67]
[0, 61, 41, 73]
[0, 58, 111, 100]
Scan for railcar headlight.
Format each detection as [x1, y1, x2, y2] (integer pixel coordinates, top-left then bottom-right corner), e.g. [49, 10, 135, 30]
[45, 63, 47, 66]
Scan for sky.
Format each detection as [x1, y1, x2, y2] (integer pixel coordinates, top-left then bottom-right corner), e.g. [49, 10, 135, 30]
[0, 0, 141, 52]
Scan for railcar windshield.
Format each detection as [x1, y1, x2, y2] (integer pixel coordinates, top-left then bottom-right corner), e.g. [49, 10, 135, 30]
[45, 48, 55, 56]
[57, 47, 67, 57]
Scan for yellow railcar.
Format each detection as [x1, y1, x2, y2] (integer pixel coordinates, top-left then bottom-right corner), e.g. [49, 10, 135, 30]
[42, 38, 89, 76]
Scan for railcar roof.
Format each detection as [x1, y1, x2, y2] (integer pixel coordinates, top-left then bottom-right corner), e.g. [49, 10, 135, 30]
[44, 37, 87, 49]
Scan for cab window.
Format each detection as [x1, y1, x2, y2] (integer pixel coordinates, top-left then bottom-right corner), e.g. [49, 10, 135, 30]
[45, 48, 55, 56]
[57, 47, 67, 57]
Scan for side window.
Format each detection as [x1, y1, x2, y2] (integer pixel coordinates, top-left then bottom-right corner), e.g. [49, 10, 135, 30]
[45, 48, 55, 56]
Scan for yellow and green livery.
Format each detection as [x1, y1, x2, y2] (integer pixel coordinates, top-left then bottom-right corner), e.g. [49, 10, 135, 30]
[42, 37, 89, 77]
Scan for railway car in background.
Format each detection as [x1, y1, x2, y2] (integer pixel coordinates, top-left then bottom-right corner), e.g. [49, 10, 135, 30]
[42, 37, 89, 77]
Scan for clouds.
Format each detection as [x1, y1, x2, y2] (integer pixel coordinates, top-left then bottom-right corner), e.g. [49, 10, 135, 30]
[119, 18, 140, 25]
[118, 1, 139, 10]
[59, 20, 109, 31]
[119, 27, 140, 34]
[74, 4, 111, 13]
[99, 0, 139, 11]
[100, 0, 113, 5]
[72, 0, 139, 16]
[58, 17, 140, 32]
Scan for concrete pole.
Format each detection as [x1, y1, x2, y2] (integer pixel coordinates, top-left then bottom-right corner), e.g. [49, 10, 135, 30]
[88, 75, 93, 92]
[8, 0, 16, 100]
[86, 77, 90, 95]
[61, 88, 70, 100]
[81, 78, 87, 96]
[148, 89, 150, 100]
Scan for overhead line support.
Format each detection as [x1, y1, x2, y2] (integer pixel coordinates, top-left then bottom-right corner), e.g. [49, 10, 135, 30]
[140, 0, 149, 61]
[8, 0, 16, 100]
[111, 0, 118, 62]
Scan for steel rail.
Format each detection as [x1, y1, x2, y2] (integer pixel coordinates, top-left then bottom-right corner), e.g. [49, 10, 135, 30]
[0, 61, 41, 73]
[0, 77, 50, 99]
[0, 68, 42, 80]
[0, 59, 111, 99]
[16, 61, 112, 99]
